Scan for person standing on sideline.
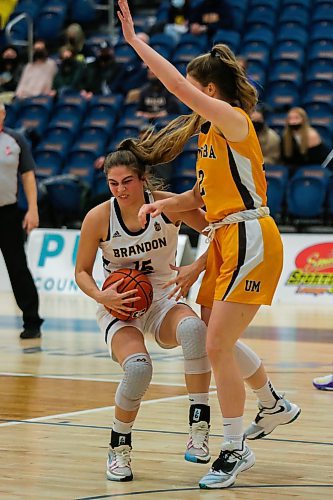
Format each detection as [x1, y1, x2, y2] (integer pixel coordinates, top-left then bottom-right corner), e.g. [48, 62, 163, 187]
[0, 103, 43, 339]
[116, 0, 300, 489]
[75, 149, 212, 482]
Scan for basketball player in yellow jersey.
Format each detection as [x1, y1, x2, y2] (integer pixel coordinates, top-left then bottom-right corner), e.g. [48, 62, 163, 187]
[117, 0, 300, 490]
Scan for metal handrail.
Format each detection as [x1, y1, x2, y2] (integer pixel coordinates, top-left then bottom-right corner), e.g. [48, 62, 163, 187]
[91, 0, 115, 41]
[5, 13, 34, 62]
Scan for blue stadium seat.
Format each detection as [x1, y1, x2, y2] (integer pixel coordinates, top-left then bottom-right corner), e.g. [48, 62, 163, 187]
[114, 43, 140, 64]
[272, 41, 306, 67]
[111, 125, 140, 143]
[241, 42, 270, 69]
[35, 10, 66, 41]
[247, 61, 266, 88]
[84, 34, 113, 57]
[287, 167, 329, 218]
[150, 33, 177, 52]
[171, 175, 196, 194]
[265, 165, 288, 220]
[310, 21, 333, 42]
[56, 94, 88, 115]
[276, 24, 308, 45]
[246, 6, 277, 30]
[250, 0, 278, 8]
[265, 81, 300, 111]
[33, 150, 63, 176]
[15, 104, 49, 137]
[212, 30, 241, 53]
[178, 33, 208, 51]
[278, 6, 309, 28]
[308, 39, 333, 63]
[183, 136, 199, 152]
[42, 174, 90, 227]
[49, 104, 83, 132]
[305, 60, 333, 85]
[89, 94, 124, 116]
[69, 0, 101, 24]
[268, 61, 303, 88]
[243, 28, 274, 47]
[313, 4, 333, 23]
[4, 105, 17, 128]
[71, 129, 107, 159]
[327, 176, 333, 218]
[266, 111, 287, 135]
[172, 44, 202, 64]
[302, 81, 333, 108]
[281, 0, 311, 7]
[174, 151, 197, 176]
[92, 170, 110, 199]
[63, 151, 96, 186]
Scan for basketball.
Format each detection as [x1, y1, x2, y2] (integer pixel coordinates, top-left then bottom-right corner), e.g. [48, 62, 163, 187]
[102, 268, 153, 321]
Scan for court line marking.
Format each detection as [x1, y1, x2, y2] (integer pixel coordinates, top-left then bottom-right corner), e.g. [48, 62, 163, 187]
[0, 391, 217, 428]
[0, 371, 213, 388]
[77, 484, 333, 499]
[0, 418, 331, 448]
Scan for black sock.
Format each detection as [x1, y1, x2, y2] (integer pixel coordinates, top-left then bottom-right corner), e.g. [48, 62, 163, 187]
[189, 404, 210, 425]
[110, 429, 132, 448]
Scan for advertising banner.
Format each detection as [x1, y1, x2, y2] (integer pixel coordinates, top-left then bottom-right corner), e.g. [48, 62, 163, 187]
[0, 229, 193, 295]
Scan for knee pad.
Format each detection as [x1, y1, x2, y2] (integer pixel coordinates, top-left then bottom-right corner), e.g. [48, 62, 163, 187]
[176, 316, 210, 375]
[115, 353, 152, 411]
[234, 340, 261, 379]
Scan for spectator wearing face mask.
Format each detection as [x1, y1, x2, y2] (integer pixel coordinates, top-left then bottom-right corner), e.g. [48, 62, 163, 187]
[15, 40, 57, 99]
[0, 46, 24, 103]
[64, 23, 86, 62]
[281, 107, 330, 176]
[80, 41, 126, 99]
[163, 0, 190, 43]
[251, 107, 281, 166]
[136, 68, 181, 120]
[51, 46, 85, 96]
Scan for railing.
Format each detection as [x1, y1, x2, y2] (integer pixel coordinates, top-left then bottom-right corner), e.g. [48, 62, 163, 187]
[5, 13, 34, 62]
[92, 0, 116, 41]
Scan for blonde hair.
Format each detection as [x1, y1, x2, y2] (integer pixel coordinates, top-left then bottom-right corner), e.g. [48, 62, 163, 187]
[119, 44, 258, 166]
[283, 107, 310, 158]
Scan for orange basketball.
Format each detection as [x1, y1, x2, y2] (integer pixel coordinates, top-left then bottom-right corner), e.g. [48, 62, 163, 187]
[102, 268, 153, 321]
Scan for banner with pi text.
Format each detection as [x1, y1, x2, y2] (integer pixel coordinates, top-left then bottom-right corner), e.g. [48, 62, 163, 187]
[0, 229, 193, 295]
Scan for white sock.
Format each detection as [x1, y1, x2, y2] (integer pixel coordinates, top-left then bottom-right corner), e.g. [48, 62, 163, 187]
[112, 417, 134, 435]
[189, 392, 209, 406]
[223, 416, 244, 449]
[254, 380, 281, 408]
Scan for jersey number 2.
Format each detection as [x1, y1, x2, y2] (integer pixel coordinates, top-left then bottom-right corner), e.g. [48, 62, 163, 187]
[198, 169, 205, 196]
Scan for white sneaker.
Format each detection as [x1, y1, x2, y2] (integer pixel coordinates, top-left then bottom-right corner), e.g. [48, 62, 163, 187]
[199, 441, 255, 489]
[185, 420, 211, 464]
[106, 445, 133, 482]
[245, 397, 301, 440]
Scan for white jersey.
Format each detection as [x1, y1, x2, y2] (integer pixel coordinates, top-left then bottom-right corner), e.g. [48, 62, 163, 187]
[99, 191, 180, 300]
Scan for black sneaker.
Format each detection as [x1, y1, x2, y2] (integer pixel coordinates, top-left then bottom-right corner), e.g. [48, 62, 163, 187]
[20, 328, 41, 339]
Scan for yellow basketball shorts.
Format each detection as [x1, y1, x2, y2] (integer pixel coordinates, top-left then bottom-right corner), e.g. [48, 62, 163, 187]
[197, 216, 283, 308]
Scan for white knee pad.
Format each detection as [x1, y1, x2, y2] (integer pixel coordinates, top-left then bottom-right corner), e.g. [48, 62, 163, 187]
[234, 340, 261, 379]
[176, 316, 210, 375]
[115, 353, 153, 411]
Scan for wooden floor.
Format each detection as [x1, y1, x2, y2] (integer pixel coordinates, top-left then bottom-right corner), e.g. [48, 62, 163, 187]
[0, 291, 332, 499]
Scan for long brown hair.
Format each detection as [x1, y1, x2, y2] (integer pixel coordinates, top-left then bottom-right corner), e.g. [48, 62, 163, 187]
[103, 149, 164, 191]
[117, 44, 258, 166]
[283, 107, 310, 158]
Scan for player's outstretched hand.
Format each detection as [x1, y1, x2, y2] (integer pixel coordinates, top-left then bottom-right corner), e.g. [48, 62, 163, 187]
[117, 0, 136, 44]
[138, 200, 165, 228]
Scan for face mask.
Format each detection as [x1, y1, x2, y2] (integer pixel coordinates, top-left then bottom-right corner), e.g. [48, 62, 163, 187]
[33, 49, 47, 61]
[252, 121, 264, 133]
[68, 36, 76, 45]
[171, 0, 185, 8]
[61, 59, 74, 71]
[289, 123, 302, 131]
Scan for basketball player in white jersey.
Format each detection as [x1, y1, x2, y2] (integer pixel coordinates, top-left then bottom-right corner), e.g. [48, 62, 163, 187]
[75, 148, 212, 482]
[75, 147, 299, 484]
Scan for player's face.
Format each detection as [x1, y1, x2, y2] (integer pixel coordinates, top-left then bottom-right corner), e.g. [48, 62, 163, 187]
[107, 165, 145, 204]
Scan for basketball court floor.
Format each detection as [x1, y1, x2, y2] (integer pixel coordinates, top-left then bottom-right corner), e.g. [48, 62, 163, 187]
[0, 290, 332, 499]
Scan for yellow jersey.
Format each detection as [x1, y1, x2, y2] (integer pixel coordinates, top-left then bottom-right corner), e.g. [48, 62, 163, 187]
[196, 108, 267, 222]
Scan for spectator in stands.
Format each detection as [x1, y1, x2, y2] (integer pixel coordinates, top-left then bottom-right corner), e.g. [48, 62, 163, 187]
[80, 41, 126, 99]
[0, 103, 43, 339]
[64, 23, 86, 62]
[0, 46, 23, 103]
[189, 0, 234, 39]
[136, 68, 181, 120]
[15, 40, 57, 99]
[163, 0, 190, 43]
[251, 106, 281, 166]
[51, 46, 85, 96]
[281, 107, 330, 176]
